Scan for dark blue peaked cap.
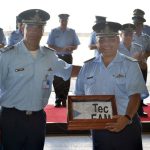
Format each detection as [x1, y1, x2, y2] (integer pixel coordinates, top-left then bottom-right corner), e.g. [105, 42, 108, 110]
[95, 16, 106, 23]
[121, 23, 135, 32]
[132, 9, 146, 23]
[58, 14, 69, 20]
[18, 9, 50, 25]
[93, 21, 122, 37]
[133, 9, 145, 17]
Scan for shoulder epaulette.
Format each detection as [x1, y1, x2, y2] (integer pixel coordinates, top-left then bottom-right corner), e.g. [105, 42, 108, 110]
[124, 55, 138, 62]
[43, 46, 55, 51]
[1, 45, 15, 53]
[84, 57, 96, 63]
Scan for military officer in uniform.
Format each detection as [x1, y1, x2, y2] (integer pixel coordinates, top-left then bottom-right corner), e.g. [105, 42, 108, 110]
[132, 9, 150, 117]
[0, 9, 79, 150]
[119, 23, 146, 66]
[119, 24, 149, 117]
[75, 21, 148, 150]
[88, 16, 106, 57]
[47, 14, 80, 107]
[7, 15, 23, 46]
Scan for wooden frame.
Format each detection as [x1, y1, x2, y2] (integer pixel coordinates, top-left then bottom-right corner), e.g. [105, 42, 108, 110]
[67, 95, 117, 130]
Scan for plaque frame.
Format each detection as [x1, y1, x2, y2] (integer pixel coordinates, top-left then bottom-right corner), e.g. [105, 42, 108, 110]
[67, 95, 117, 130]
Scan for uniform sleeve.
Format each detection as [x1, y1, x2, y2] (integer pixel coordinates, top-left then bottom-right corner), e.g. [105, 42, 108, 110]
[0, 53, 8, 97]
[47, 29, 55, 45]
[52, 53, 72, 81]
[72, 29, 80, 45]
[126, 62, 149, 99]
[74, 65, 85, 95]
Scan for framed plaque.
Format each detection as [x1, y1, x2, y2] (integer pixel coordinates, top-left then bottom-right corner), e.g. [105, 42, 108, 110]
[67, 95, 117, 130]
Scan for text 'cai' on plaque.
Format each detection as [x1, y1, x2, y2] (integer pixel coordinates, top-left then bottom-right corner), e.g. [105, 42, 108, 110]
[67, 95, 117, 130]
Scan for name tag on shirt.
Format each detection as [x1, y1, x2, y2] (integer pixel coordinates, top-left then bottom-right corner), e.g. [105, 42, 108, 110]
[87, 76, 93, 79]
[113, 74, 126, 78]
[15, 68, 24, 72]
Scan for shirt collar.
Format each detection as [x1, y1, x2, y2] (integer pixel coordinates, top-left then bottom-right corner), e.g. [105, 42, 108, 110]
[58, 27, 70, 31]
[94, 51, 124, 64]
[19, 40, 44, 55]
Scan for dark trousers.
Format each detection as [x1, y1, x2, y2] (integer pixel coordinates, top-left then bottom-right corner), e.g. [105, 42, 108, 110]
[1, 107, 46, 150]
[53, 54, 73, 100]
[138, 68, 147, 115]
[91, 115, 143, 150]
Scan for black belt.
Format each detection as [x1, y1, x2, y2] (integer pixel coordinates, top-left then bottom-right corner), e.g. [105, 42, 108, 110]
[2, 107, 43, 116]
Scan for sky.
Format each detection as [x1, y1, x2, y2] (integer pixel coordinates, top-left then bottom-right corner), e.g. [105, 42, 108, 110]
[0, 0, 150, 33]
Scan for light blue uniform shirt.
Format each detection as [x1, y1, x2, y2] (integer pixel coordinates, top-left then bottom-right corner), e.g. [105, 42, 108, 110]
[8, 29, 23, 46]
[89, 31, 99, 57]
[0, 41, 72, 111]
[75, 52, 149, 115]
[119, 41, 142, 57]
[47, 27, 80, 55]
[132, 32, 150, 52]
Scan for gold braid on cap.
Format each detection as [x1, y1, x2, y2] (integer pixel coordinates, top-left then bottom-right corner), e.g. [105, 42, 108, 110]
[96, 24, 118, 37]
[22, 10, 46, 25]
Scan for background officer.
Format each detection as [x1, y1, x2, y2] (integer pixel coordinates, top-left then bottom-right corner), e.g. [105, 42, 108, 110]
[47, 14, 80, 107]
[132, 9, 150, 117]
[0, 9, 75, 150]
[119, 23, 146, 64]
[7, 15, 23, 46]
[119, 23, 149, 117]
[75, 21, 148, 150]
[88, 16, 106, 57]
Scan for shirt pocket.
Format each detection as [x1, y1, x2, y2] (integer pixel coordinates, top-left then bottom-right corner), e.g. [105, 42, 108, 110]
[115, 77, 126, 93]
[85, 76, 96, 86]
[9, 66, 27, 79]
